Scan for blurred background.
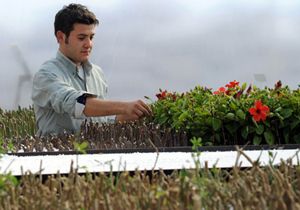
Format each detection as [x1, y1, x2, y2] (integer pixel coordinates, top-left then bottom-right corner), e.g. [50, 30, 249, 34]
[1, 0, 300, 109]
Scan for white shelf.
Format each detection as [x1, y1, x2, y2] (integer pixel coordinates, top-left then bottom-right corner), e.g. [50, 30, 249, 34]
[0, 149, 299, 176]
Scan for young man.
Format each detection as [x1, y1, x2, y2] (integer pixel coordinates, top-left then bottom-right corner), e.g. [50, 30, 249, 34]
[32, 4, 151, 136]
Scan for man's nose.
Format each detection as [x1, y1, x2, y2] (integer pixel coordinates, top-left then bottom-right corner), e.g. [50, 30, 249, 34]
[84, 39, 92, 48]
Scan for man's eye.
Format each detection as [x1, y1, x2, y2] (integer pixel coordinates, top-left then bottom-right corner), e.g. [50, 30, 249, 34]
[78, 37, 85, 41]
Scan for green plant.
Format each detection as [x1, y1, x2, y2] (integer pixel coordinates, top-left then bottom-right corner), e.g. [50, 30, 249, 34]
[74, 141, 88, 154]
[151, 81, 300, 146]
[74, 141, 89, 169]
[0, 106, 36, 139]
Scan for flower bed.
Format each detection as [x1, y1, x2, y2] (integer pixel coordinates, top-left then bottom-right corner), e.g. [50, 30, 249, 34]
[151, 81, 300, 146]
[0, 81, 299, 152]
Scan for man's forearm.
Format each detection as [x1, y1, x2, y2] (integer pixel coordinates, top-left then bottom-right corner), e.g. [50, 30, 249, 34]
[83, 97, 126, 117]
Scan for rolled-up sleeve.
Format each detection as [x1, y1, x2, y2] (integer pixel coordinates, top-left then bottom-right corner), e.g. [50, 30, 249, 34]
[32, 69, 95, 118]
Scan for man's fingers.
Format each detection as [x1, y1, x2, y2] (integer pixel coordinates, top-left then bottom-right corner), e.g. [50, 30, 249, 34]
[143, 103, 152, 115]
[134, 109, 144, 117]
[125, 100, 152, 119]
[136, 100, 152, 116]
[137, 104, 151, 116]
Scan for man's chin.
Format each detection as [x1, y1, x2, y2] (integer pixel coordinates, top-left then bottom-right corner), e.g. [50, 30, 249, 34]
[80, 57, 89, 63]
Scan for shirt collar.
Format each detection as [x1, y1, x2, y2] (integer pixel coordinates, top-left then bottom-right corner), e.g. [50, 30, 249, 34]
[56, 50, 93, 75]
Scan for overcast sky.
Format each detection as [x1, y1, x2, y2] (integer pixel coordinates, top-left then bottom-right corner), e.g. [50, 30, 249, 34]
[1, 0, 300, 109]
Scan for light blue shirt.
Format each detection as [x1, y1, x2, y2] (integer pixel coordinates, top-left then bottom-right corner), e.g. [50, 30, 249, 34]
[32, 51, 110, 136]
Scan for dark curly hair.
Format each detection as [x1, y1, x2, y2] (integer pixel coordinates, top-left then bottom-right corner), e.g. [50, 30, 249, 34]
[54, 3, 99, 38]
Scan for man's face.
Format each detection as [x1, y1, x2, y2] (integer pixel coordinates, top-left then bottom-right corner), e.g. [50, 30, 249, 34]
[59, 23, 96, 65]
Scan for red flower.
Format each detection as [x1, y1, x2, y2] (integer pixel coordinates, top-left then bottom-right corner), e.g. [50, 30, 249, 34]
[213, 87, 226, 95]
[234, 89, 244, 99]
[249, 100, 270, 122]
[171, 94, 177, 101]
[156, 90, 177, 101]
[225, 80, 239, 89]
[156, 90, 167, 100]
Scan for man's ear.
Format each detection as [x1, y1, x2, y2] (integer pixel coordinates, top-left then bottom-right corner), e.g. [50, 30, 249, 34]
[56, 31, 65, 43]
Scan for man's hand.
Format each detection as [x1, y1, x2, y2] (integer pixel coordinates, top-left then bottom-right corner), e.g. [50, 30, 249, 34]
[84, 97, 152, 121]
[116, 100, 152, 122]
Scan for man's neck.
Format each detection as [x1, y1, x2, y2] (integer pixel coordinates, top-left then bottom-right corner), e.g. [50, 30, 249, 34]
[58, 48, 82, 66]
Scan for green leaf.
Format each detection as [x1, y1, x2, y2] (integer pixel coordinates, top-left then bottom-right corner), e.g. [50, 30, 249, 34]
[190, 137, 202, 151]
[178, 111, 188, 123]
[290, 119, 300, 130]
[229, 102, 237, 111]
[255, 124, 264, 135]
[215, 133, 221, 143]
[74, 141, 88, 154]
[241, 126, 249, 140]
[225, 113, 235, 120]
[236, 109, 246, 120]
[205, 117, 213, 127]
[268, 151, 274, 158]
[212, 118, 222, 131]
[253, 135, 262, 145]
[274, 107, 282, 113]
[248, 126, 256, 134]
[225, 123, 239, 135]
[280, 108, 293, 119]
[241, 82, 247, 90]
[158, 115, 168, 124]
[275, 113, 284, 121]
[283, 131, 289, 144]
[264, 131, 275, 145]
[7, 174, 18, 186]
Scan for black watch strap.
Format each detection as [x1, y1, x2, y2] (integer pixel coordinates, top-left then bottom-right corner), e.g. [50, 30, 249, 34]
[76, 94, 87, 105]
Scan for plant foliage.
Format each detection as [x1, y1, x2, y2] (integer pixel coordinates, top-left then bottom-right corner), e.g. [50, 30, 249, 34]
[151, 81, 300, 145]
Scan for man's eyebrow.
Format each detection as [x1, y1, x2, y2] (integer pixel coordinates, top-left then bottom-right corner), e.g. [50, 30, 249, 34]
[77, 33, 95, 37]
[77, 34, 88, 37]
